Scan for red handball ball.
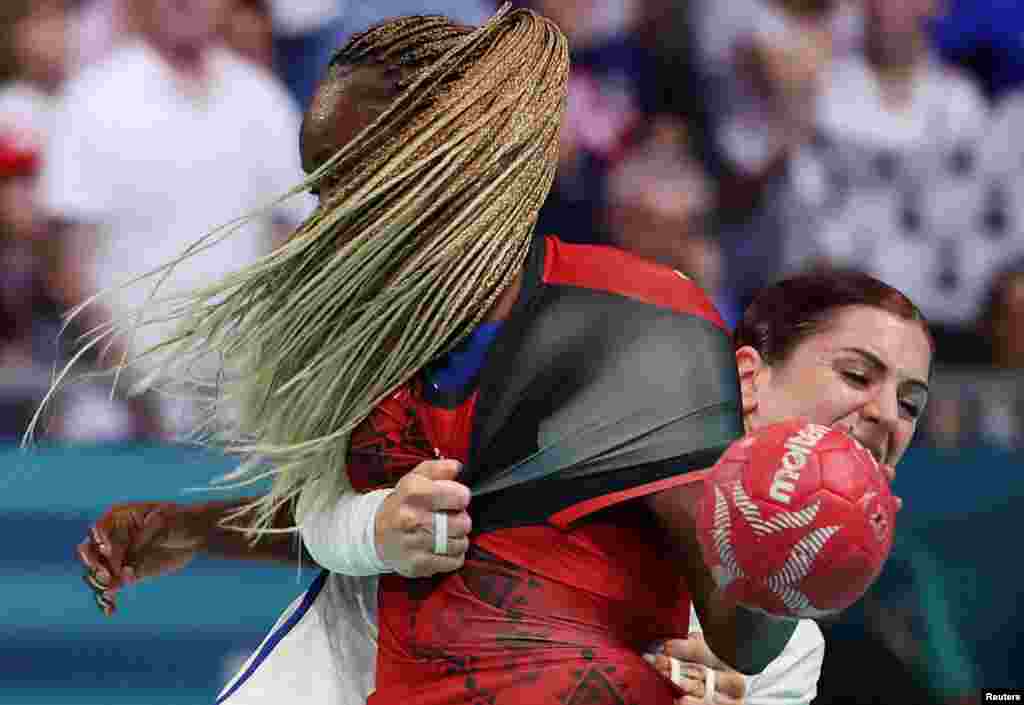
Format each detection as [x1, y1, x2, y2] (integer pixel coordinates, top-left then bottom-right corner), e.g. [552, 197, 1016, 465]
[696, 419, 897, 618]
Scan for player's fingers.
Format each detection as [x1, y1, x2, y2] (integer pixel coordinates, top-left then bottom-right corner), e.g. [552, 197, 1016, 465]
[82, 570, 110, 594]
[92, 523, 130, 579]
[881, 464, 896, 484]
[402, 513, 466, 552]
[894, 495, 904, 512]
[664, 635, 728, 670]
[643, 653, 683, 684]
[704, 668, 745, 700]
[673, 664, 745, 705]
[94, 589, 116, 617]
[645, 655, 717, 698]
[91, 525, 113, 559]
[77, 541, 109, 581]
[83, 571, 118, 614]
[442, 511, 472, 539]
[411, 459, 463, 483]
[429, 480, 471, 512]
[410, 552, 465, 577]
[78, 540, 127, 590]
[442, 536, 470, 558]
[133, 508, 168, 548]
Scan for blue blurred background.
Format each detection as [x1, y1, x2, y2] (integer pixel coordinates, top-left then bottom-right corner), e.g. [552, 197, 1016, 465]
[2, 442, 1021, 704]
[1, 445, 304, 705]
[4, 0, 1024, 703]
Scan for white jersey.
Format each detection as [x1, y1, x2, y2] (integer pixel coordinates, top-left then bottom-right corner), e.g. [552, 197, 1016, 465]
[786, 55, 998, 325]
[216, 572, 378, 705]
[216, 573, 824, 704]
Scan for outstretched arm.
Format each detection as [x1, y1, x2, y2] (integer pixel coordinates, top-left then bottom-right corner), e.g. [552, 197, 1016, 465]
[644, 482, 799, 676]
[77, 460, 473, 615]
[77, 497, 305, 615]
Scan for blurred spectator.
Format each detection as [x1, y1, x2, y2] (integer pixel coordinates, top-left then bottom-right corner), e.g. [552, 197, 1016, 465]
[0, 0, 68, 132]
[40, 0, 313, 437]
[223, 0, 274, 69]
[981, 261, 1024, 370]
[970, 261, 1024, 450]
[73, 0, 142, 72]
[691, 0, 838, 310]
[270, 1, 493, 110]
[0, 127, 151, 442]
[786, 0, 995, 343]
[266, 0, 344, 108]
[634, 1, 713, 167]
[921, 394, 968, 452]
[694, 0, 836, 178]
[528, 0, 651, 245]
[602, 114, 737, 324]
[929, 0, 1024, 105]
[0, 130, 52, 370]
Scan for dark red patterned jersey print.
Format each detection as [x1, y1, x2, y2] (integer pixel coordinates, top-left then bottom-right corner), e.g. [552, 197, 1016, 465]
[370, 546, 684, 705]
[347, 381, 435, 493]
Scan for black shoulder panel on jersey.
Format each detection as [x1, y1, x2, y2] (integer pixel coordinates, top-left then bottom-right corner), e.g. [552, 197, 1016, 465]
[462, 249, 743, 533]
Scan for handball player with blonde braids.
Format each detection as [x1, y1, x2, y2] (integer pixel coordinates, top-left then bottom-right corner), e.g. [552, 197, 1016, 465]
[62, 6, 924, 705]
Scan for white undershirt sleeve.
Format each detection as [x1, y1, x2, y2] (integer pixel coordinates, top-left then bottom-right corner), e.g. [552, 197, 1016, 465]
[296, 475, 395, 576]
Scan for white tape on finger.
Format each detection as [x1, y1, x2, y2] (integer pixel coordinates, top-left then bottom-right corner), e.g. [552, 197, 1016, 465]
[670, 656, 683, 687]
[433, 511, 448, 555]
[704, 665, 717, 704]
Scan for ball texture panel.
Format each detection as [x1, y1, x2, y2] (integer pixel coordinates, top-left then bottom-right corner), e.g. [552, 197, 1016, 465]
[696, 419, 896, 618]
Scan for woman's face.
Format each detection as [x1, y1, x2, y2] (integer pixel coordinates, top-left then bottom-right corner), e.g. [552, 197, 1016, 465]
[739, 305, 932, 467]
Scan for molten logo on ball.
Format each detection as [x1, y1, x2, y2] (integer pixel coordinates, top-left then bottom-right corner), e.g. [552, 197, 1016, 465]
[768, 423, 830, 504]
[697, 420, 896, 619]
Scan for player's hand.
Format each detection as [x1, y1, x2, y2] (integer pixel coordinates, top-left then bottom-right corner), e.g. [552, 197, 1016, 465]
[645, 633, 747, 705]
[881, 463, 903, 512]
[77, 502, 202, 617]
[375, 459, 472, 578]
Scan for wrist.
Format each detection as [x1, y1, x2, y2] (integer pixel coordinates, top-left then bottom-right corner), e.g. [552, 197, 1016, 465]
[299, 488, 394, 575]
[181, 500, 227, 554]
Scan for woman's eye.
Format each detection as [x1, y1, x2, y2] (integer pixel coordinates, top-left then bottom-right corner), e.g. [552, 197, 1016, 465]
[842, 370, 869, 387]
[900, 401, 921, 419]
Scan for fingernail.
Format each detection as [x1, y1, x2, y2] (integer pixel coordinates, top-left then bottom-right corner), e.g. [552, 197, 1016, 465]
[642, 654, 656, 666]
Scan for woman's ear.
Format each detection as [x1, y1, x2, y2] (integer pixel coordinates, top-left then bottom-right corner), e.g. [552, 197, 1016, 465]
[735, 345, 768, 418]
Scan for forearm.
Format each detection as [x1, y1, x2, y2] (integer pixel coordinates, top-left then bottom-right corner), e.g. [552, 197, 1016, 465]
[689, 576, 799, 676]
[646, 485, 797, 675]
[296, 481, 393, 576]
[184, 498, 307, 565]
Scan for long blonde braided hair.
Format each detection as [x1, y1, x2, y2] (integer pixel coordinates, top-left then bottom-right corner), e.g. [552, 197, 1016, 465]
[30, 5, 568, 538]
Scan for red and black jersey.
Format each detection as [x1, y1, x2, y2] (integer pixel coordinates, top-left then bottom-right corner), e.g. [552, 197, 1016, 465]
[361, 236, 743, 705]
[463, 235, 743, 532]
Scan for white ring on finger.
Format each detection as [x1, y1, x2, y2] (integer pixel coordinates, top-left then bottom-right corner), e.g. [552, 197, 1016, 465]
[704, 665, 717, 704]
[432, 511, 448, 555]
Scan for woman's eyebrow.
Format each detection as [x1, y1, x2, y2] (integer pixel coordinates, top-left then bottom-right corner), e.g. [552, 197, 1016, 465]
[840, 347, 930, 394]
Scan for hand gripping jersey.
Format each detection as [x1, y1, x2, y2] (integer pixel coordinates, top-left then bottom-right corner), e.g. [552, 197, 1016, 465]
[217, 236, 743, 705]
[369, 236, 744, 705]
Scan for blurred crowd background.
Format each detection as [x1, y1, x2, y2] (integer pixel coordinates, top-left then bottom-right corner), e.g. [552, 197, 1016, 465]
[1, 1, 1022, 704]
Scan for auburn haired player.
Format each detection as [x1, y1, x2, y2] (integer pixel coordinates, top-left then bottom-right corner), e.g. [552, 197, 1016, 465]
[70, 7, 931, 705]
